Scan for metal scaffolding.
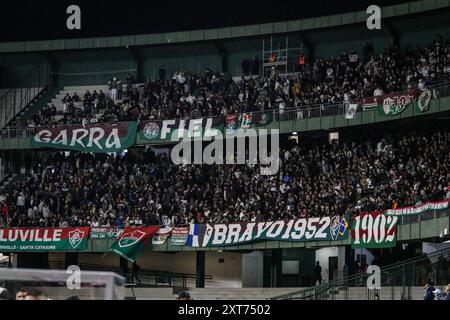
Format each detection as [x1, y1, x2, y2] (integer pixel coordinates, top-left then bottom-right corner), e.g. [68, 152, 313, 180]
[262, 36, 305, 75]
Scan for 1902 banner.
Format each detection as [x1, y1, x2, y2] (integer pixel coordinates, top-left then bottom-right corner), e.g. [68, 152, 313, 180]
[351, 212, 398, 249]
[0, 228, 90, 252]
[187, 216, 349, 247]
[31, 122, 138, 153]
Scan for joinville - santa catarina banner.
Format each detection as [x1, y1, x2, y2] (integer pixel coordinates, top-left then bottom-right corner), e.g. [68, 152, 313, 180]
[109, 226, 159, 263]
[139, 117, 224, 143]
[351, 212, 399, 249]
[0, 228, 89, 252]
[187, 216, 349, 248]
[31, 122, 138, 153]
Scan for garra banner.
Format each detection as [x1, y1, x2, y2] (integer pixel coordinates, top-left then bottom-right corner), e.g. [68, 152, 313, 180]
[0, 228, 89, 252]
[109, 226, 159, 263]
[187, 216, 349, 248]
[384, 200, 449, 216]
[140, 117, 224, 143]
[152, 227, 173, 245]
[31, 122, 138, 153]
[170, 227, 189, 246]
[351, 212, 398, 249]
[90, 227, 124, 239]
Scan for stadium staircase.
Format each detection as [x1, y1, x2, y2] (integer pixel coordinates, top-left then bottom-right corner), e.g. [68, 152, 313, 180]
[13, 86, 61, 127]
[0, 61, 51, 128]
[46, 85, 110, 123]
[271, 246, 450, 300]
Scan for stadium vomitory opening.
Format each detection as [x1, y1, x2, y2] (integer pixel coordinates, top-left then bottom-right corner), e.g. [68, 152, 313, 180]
[0, 0, 449, 303]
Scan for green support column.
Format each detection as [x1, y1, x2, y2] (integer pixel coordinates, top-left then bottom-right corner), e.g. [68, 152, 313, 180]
[196, 251, 206, 288]
[65, 252, 78, 269]
[270, 249, 282, 287]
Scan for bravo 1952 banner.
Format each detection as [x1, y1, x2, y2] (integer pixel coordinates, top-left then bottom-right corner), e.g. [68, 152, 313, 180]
[0, 228, 90, 252]
[187, 216, 349, 247]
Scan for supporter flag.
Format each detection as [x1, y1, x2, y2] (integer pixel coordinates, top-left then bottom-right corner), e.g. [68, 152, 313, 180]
[345, 103, 358, 119]
[255, 112, 273, 126]
[240, 113, 253, 130]
[109, 226, 159, 263]
[225, 115, 239, 135]
[187, 224, 201, 247]
[351, 212, 398, 249]
[361, 97, 378, 111]
[338, 217, 349, 237]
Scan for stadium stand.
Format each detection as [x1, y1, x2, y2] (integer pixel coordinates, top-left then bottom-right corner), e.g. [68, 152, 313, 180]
[0, 1, 449, 302]
[21, 34, 450, 127]
[0, 128, 448, 228]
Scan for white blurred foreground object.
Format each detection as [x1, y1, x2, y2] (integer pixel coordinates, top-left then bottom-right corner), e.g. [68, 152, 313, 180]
[0, 268, 125, 300]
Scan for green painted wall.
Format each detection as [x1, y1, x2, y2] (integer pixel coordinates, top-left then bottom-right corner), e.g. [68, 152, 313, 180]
[53, 48, 137, 86]
[0, 53, 46, 88]
[139, 42, 221, 80]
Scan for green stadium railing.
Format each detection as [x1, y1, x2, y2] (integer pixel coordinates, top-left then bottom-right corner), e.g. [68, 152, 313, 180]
[47, 261, 213, 289]
[271, 246, 450, 300]
[1, 81, 450, 142]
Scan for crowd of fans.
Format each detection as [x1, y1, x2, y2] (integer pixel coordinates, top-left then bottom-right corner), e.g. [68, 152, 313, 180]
[25, 34, 450, 127]
[0, 130, 448, 228]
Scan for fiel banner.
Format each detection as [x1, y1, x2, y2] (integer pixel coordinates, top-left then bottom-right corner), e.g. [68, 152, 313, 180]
[187, 216, 349, 248]
[152, 227, 173, 245]
[0, 228, 89, 252]
[170, 227, 189, 246]
[140, 117, 224, 143]
[351, 212, 398, 249]
[384, 200, 449, 216]
[31, 122, 138, 153]
[109, 226, 159, 263]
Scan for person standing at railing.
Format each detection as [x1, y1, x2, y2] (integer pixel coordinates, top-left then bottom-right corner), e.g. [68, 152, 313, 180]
[445, 284, 450, 300]
[424, 282, 436, 300]
[313, 261, 322, 286]
[433, 289, 446, 300]
[131, 262, 142, 285]
[108, 77, 121, 102]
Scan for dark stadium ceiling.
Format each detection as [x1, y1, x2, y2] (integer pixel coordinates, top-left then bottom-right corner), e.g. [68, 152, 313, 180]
[0, 0, 409, 42]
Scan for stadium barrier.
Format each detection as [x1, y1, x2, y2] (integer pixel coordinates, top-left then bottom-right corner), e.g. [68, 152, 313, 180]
[1, 82, 449, 140]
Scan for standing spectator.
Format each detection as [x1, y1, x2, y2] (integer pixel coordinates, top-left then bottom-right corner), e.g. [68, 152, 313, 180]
[17, 192, 26, 215]
[313, 261, 323, 285]
[131, 263, 142, 285]
[108, 77, 121, 102]
[159, 66, 166, 81]
[424, 282, 436, 300]
[0, 287, 10, 300]
[433, 289, 445, 300]
[446, 284, 450, 300]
